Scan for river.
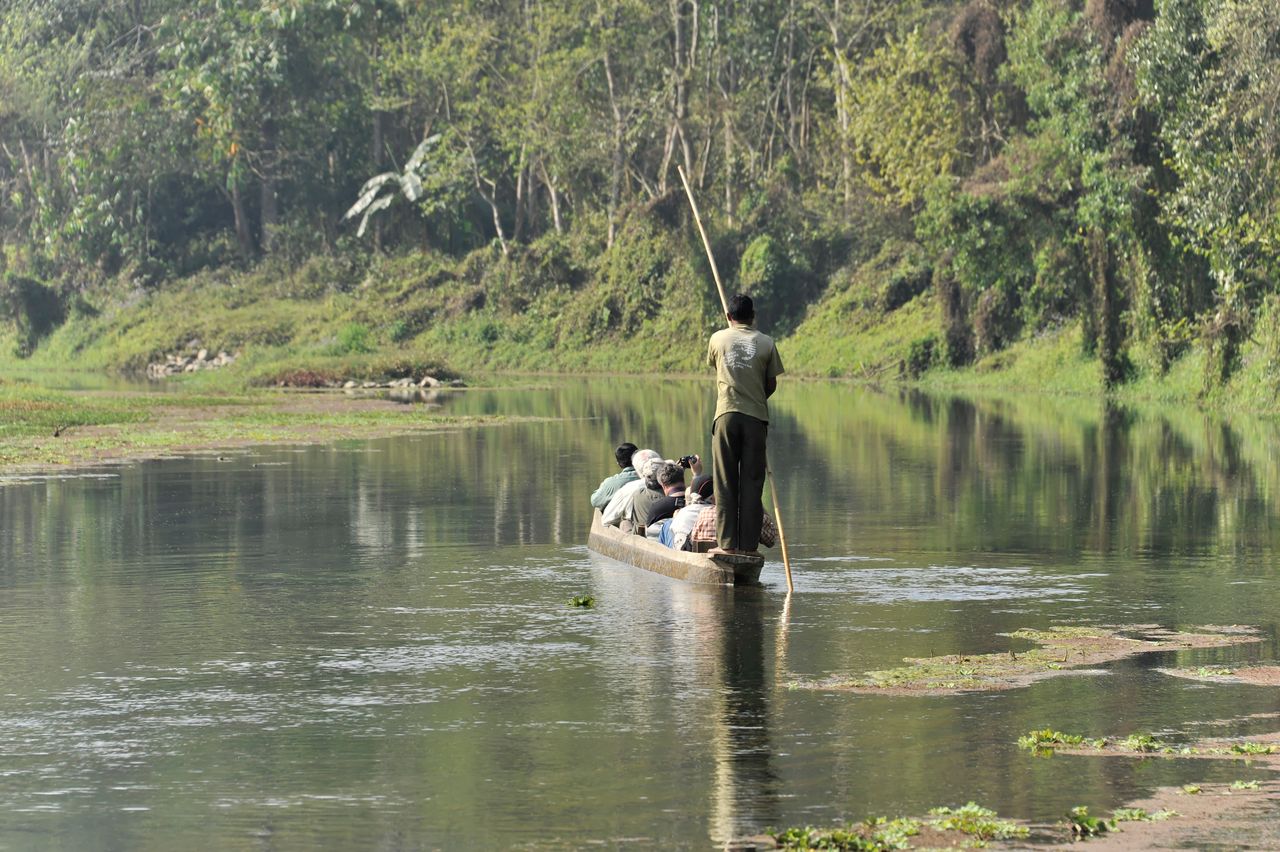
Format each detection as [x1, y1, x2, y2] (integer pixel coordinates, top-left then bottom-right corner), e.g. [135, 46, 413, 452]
[2, 379, 1278, 848]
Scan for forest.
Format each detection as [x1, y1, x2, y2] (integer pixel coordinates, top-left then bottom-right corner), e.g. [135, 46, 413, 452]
[2, 0, 1279, 391]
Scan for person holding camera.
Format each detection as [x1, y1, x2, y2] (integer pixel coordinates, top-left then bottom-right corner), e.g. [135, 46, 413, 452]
[638, 457, 701, 531]
[706, 293, 784, 556]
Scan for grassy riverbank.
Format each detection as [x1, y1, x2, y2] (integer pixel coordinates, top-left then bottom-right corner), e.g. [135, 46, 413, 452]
[0, 378, 516, 472]
[6, 236, 1280, 415]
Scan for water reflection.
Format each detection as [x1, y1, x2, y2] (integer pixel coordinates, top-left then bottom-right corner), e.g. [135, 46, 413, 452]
[2, 379, 1280, 847]
[708, 592, 779, 846]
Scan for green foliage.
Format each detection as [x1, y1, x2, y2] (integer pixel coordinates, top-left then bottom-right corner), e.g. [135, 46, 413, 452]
[738, 234, 791, 309]
[1017, 729, 1106, 754]
[1120, 733, 1169, 753]
[904, 334, 939, 379]
[928, 802, 1028, 841]
[1112, 807, 1175, 822]
[848, 30, 976, 207]
[1134, 1, 1280, 305]
[1, 273, 65, 357]
[2, 0, 1280, 403]
[335, 323, 375, 355]
[1066, 806, 1114, 838]
[771, 817, 920, 851]
[1230, 780, 1260, 791]
[568, 595, 595, 609]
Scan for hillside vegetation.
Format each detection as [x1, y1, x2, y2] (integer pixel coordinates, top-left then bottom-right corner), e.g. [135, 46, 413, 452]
[3, 0, 1280, 409]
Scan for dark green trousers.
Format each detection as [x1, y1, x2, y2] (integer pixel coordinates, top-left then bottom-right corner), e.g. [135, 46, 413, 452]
[712, 412, 768, 552]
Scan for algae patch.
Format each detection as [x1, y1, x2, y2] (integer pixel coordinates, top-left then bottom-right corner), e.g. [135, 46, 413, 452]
[1157, 664, 1280, 687]
[799, 625, 1261, 696]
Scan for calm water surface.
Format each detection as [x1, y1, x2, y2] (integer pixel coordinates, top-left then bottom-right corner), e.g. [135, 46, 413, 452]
[2, 379, 1279, 849]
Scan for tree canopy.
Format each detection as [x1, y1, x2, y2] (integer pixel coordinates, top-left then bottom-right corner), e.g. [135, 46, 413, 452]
[3, 0, 1279, 389]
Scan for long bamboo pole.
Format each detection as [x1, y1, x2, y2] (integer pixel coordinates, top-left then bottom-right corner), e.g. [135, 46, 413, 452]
[677, 165, 794, 594]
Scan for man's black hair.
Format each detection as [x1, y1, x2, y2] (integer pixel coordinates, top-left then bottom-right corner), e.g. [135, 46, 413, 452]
[657, 461, 686, 488]
[727, 293, 755, 323]
[615, 442, 639, 469]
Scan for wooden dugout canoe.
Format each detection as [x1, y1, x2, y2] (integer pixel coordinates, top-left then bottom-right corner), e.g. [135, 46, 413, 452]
[588, 510, 764, 586]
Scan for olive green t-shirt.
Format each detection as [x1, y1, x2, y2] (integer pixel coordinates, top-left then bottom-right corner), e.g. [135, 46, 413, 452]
[707, 323, 784, 423]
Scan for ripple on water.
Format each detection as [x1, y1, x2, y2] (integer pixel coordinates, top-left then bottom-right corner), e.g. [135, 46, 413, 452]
[790, 561, 1103, 603]
[316, 639, 588, 674]
[0, 472, 120, 486]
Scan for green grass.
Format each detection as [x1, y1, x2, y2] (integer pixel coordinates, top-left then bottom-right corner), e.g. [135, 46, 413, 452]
[0, 378, 509, 469]
[14, 244, 1280, 419]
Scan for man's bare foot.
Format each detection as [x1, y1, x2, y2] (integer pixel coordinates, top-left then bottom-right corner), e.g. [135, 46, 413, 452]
[708, 547, 730, 556]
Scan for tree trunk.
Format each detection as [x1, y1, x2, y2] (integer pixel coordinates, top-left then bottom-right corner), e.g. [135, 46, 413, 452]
[540, 161, 563, 234]
[370, 31, 384, 252]
[372, 109, 384, 251]
[1088, 228, 1125, 387]
[828, 1, 854, 208]
[604, 51, 625, 248]
[228, 182, 254, 258]
[259, 120, 279, 254]
[513, 146, 528, 243]
[467, 143, 509, 256]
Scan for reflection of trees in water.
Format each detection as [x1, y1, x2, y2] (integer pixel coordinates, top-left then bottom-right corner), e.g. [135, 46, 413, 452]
[6, 381, 1280, 571]
[770, 384, 1280, 562]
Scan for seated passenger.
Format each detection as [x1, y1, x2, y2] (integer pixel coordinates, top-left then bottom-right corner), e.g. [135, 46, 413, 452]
[638, 461, 690, 530]
[665, 473, 714, 550]
[601, 450, 661, 532]
[688, 495, 777, 554]
[590, 442, 639, 509]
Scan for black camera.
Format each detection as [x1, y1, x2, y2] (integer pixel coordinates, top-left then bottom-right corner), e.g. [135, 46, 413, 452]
[679, 455, 698, 469]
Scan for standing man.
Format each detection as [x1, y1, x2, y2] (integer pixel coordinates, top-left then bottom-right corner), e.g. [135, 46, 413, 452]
[706, 294, 784, 555]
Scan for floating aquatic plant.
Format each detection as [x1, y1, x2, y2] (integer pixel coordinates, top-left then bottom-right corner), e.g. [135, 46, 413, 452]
[1018, 729, 1107, 755]
[769, 817, 920, 851]
[569, 594, 596, 608]
[1121, 733, 1172, 753]
[928, 802, 1028, 842]
[1066, 806, 1113, 837]
[1112, 807, 1176, 822]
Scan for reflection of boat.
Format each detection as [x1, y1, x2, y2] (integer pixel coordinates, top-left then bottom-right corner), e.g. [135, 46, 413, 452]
[588, 510, 763, 585]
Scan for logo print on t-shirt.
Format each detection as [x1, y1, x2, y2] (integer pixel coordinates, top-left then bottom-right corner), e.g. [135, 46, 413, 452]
[725, 336, 757, 370]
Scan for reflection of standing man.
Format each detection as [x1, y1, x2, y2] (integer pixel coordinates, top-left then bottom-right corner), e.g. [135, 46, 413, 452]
[707, 294, 784, 555]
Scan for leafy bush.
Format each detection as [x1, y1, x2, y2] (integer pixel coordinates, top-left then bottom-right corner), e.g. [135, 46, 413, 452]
[1, 274, 66, 357]
[973, 286, 1018, 354]
[336, 323, 374, 354]
[737, 230, 822, 335]
[879, 252, 932, 313]
[904, 334, 939, 378]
